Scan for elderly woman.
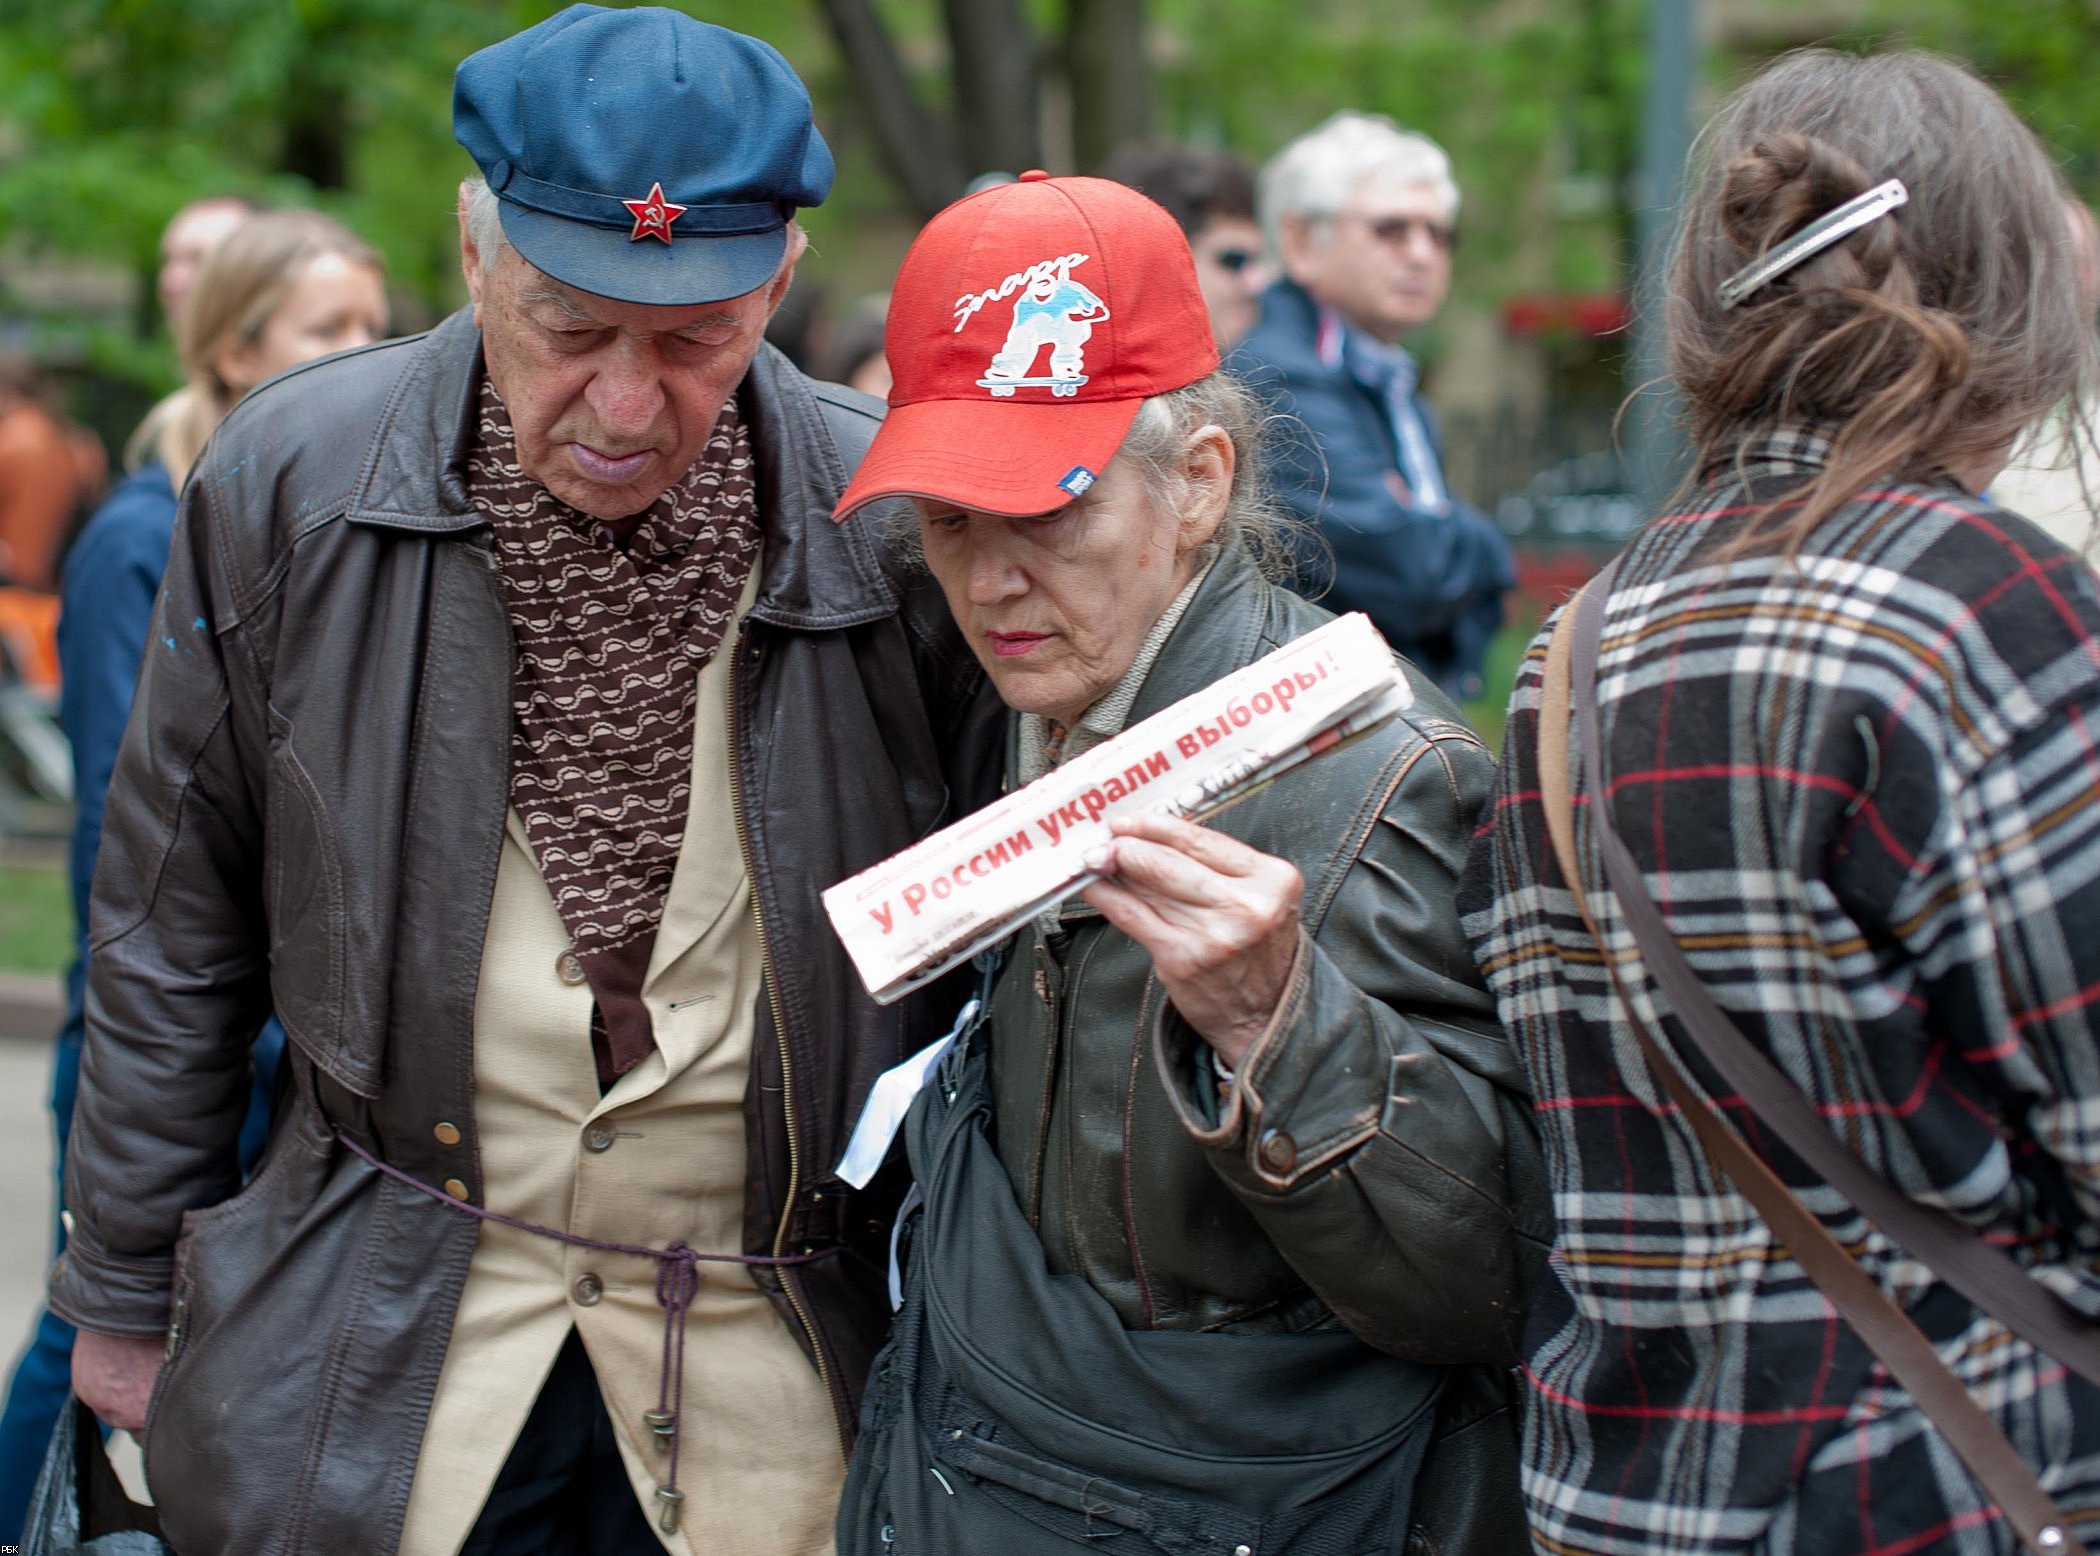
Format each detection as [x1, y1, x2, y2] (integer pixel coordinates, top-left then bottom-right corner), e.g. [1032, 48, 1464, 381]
[829, 172, 1546, 1556]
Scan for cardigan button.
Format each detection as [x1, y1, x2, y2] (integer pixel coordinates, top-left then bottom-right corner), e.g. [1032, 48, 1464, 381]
[1257, 1129, 1297, 1175]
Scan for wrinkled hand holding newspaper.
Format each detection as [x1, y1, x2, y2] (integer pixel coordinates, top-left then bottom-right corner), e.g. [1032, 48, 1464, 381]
[823, 612, 1413, 1006]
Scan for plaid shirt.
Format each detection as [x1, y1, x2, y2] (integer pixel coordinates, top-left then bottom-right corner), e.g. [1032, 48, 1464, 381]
[1458, 431, 2100, 1553]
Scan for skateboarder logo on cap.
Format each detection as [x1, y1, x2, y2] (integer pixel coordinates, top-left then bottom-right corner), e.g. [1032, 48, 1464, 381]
[980, 255, 1110, 398]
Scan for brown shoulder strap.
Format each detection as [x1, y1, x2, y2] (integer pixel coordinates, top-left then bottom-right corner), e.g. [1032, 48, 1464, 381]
[1539, 571, 2088, 1556]
[1560, 565, 2100, 1387]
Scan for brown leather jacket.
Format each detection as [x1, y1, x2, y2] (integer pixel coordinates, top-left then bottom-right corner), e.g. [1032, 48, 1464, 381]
[47, 309, 1004, 1555]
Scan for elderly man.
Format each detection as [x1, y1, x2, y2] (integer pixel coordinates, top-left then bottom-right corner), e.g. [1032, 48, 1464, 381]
[50, 8, 998, 1554]
[1233, 112, 1513, 701]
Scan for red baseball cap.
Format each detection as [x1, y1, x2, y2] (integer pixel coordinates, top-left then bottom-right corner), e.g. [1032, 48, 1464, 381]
[832, 171, 1219, 523]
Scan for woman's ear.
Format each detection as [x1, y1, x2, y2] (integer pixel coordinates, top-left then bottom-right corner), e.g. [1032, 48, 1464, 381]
[1176, 423, 1235, 553]
[214, 337, 262, 399]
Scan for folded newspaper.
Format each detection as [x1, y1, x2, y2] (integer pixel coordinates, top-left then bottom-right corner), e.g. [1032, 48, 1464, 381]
[823, 612, 1413, 1005]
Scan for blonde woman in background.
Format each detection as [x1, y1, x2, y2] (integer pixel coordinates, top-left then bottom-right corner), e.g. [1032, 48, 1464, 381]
[0, 209, 385, 1535]
[125, 209, 387, 484]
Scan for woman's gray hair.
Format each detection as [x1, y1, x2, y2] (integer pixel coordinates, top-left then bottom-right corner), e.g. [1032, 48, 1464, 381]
[1116, 369, 1299, 579]
[1258, 112, 1459, 256]
[888, 368, 1301, 579]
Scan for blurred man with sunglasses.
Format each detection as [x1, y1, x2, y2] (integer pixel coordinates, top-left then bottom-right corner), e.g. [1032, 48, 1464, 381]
[1234, 112, 1512, 700]
[1100, 142, 1270, 350]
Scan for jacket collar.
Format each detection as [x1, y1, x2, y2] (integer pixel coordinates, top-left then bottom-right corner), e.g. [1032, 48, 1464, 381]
[1235, 277, 1321, 377]
[1122, 545, 1278, 728]
[1240, 278, 1420, 401]
[1316, 302, 1418, 401]
[1698, 425, 1836, 488]
[342, 308, 484, 536]
[1044, 546, 1280, 930]
[344, 306, 897, 628]
[736, 346, 902, 630]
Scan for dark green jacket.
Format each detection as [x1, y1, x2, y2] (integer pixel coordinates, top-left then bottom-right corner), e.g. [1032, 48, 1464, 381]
[988, 546, 1548, 1362]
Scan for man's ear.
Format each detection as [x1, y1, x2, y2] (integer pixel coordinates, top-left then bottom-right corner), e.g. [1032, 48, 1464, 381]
[458, 183, 489, 321]
[1176, 423, 1235, 553]
[762, 225, 811, 319]
[1277, 213, 1322, 290]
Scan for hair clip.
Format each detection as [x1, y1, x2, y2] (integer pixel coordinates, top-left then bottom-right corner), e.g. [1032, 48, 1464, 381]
[1717, 178, 1908, 310]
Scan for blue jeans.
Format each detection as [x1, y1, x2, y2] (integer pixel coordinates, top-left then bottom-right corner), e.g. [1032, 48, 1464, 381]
[0, 1025, 282, 1543]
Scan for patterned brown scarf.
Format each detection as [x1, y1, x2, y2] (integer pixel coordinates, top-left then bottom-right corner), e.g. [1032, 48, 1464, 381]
[468, 377, 760, 1081]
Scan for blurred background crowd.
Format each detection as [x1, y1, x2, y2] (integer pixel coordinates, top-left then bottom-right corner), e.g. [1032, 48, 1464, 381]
[0, 0, 2091, 831]
[0, 0, 2095, 962]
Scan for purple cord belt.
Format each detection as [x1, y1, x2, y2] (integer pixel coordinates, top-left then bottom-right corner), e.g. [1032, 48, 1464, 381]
[333, 1130, 841, 1534]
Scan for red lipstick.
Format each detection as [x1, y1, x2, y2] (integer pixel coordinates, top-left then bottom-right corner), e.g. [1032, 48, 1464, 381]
[986, 631, 1050, 658]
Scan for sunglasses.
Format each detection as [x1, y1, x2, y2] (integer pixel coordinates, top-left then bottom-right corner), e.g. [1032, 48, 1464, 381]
[1333, 212, 1458, 253]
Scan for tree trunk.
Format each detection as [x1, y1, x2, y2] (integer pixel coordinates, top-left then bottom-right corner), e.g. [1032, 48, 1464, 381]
[1063, 0, 1151, 173]
[940, 0, 1043, 178]
[813, 0, 966, 218]
[282, 61, 351, 190]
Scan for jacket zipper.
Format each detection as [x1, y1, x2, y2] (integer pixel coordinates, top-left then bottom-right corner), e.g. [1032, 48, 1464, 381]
[726, 630, 839, 1444]
[1025, 941, 1064, 1228]
[164, 1286, 189, 1363]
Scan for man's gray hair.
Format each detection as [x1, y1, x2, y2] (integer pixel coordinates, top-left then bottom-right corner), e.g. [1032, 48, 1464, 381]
[462, 177, 510, 266]
[1257, 112, 1460, 254]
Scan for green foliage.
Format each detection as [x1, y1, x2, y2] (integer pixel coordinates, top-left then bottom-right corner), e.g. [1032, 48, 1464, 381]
[0, 864, 70, 975]
[0, 0, 1671, 415]
[0, 1, 838, 328]
[0, 0, 873, 452]
[1865, 0, 2100, 193]
[1149, 0, 1647, 307]
[7, 1, 454, 295]
[27, 0, 2091, 355]
[0, 1, 1651, 298]
[1460, 614, 1535, 752]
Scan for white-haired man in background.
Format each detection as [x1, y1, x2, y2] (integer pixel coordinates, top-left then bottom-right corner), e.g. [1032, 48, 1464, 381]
[1232, 111, 1513, 699]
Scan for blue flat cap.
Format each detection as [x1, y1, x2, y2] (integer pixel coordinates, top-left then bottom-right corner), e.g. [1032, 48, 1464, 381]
[454, 4, 834, 306]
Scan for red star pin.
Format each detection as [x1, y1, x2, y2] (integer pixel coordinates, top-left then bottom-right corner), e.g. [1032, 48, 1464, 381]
[622, 182, 687, 244]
